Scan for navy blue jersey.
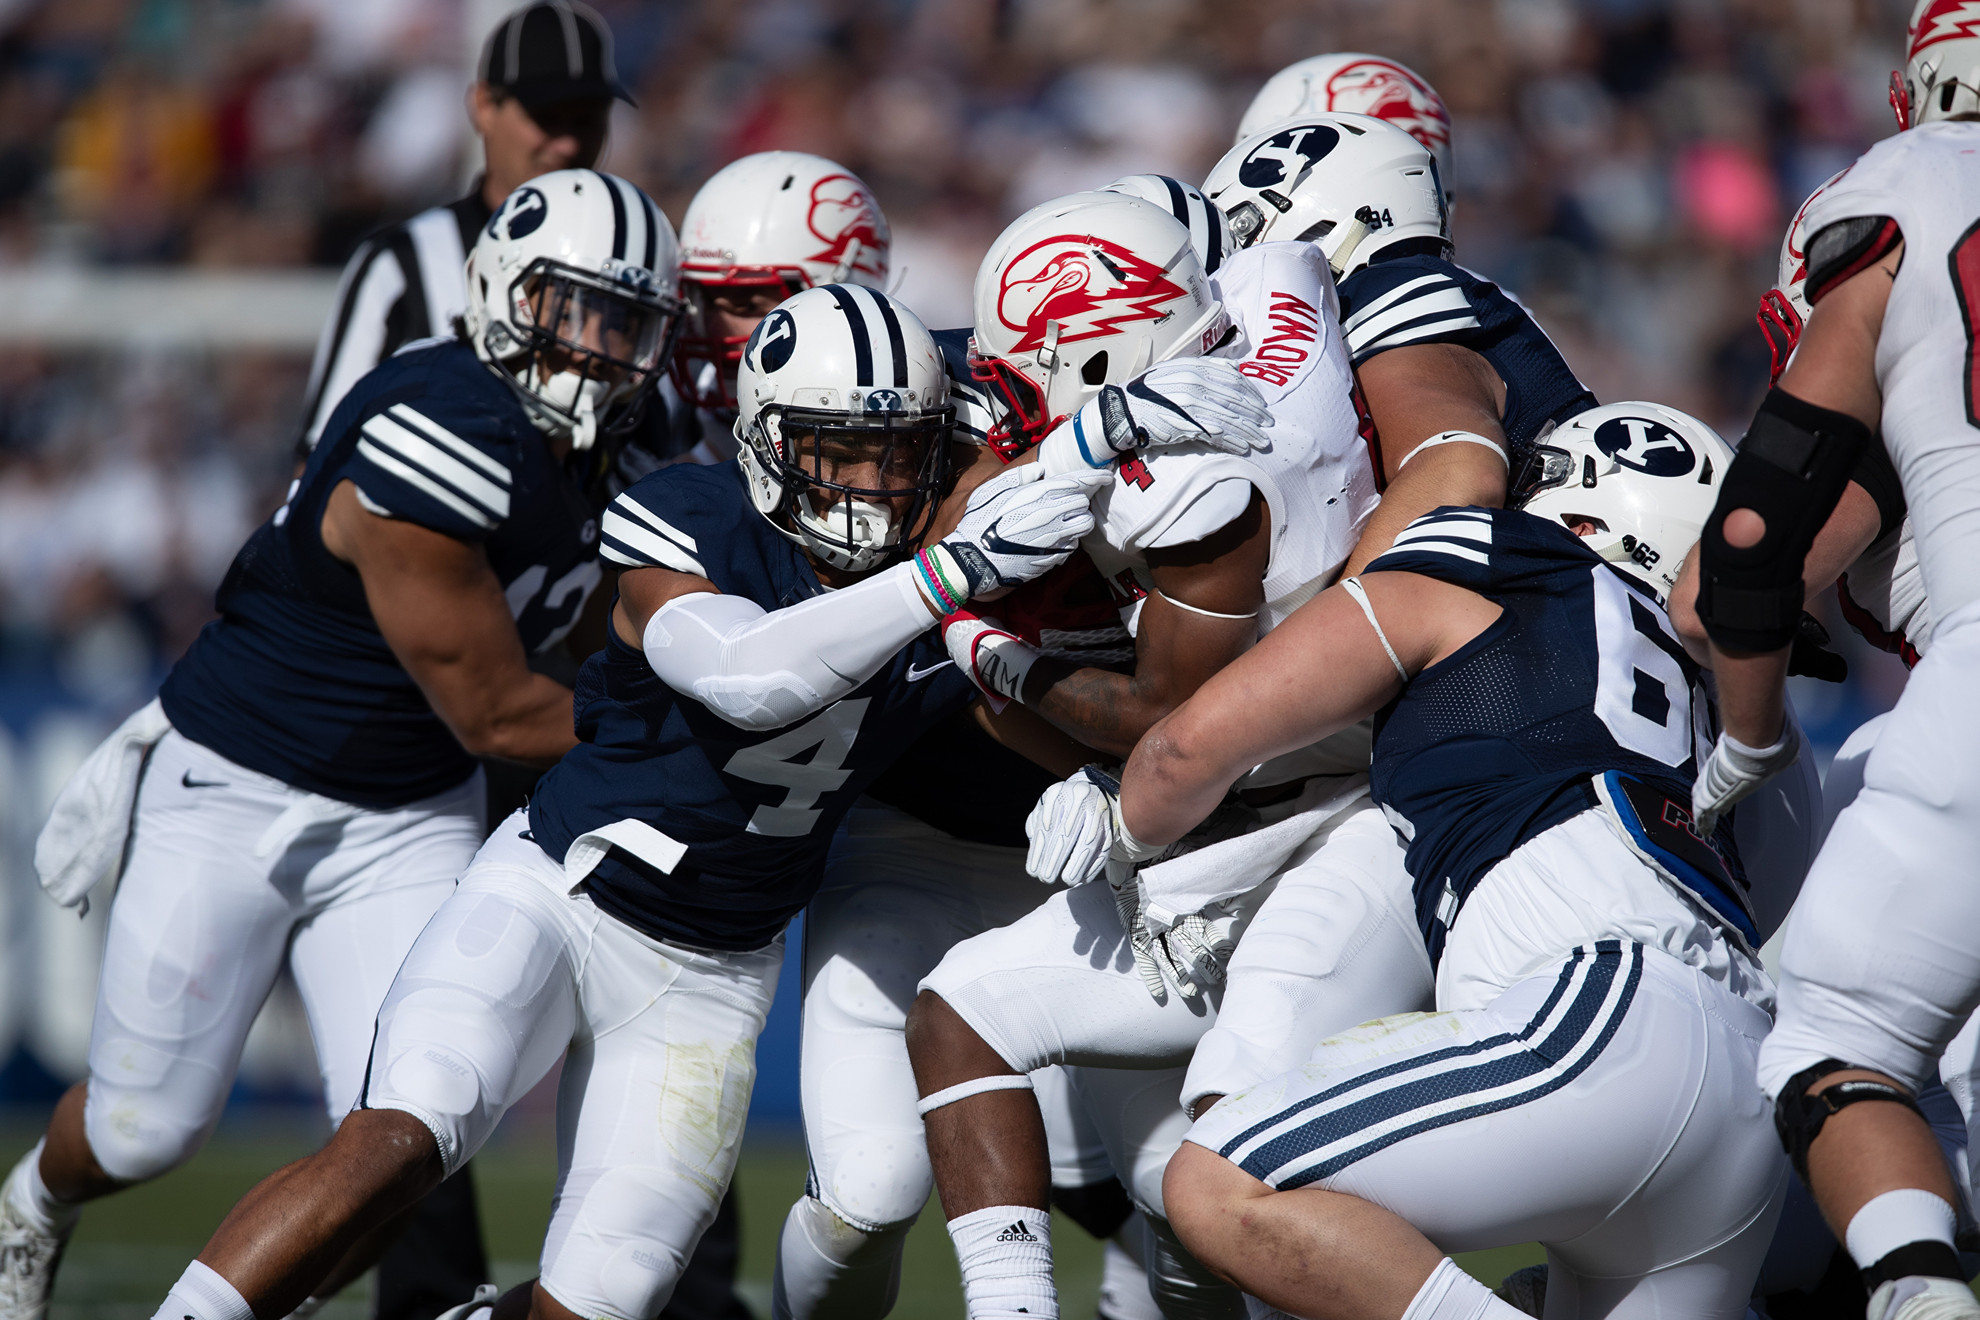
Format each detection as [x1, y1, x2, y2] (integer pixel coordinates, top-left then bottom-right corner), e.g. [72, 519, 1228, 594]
[1366, 508, 1738, 958]
[1337, 254, 1597, 459]
[162, 338, 602, 807]
[527, 462, 977, 951]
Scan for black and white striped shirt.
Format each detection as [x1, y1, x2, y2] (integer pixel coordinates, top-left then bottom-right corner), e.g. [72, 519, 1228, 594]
[296, 187, 493, 453]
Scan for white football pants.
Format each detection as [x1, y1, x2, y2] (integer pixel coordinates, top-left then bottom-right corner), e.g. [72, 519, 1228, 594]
[82, 731, 482, 1182]
[1187, 942, 1788, 1320]
[362, 811, 782, 1320]
[1760, 602, 1980, 1099]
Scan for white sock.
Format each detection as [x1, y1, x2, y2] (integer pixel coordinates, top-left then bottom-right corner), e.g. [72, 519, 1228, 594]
[3, 1139, 77, 1235]
[1400, 1259, 1531, 1320]
[1845, 1188, 1959, 1271]
[947, 1205, 1057, 1320]
[154, 1260, 257, 1320]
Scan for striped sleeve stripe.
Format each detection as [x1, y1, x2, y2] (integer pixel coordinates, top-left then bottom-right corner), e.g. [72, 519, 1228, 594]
[1346, 287, 1479, 354]
[1381, 541, 1490, 565]
[1350, 313, 1486, 359]
[612, 494, 700, 552]
[600, 507, 707, 574]
[387, 405, 511, 484]
[1220, 943, 1642, 1189]
[359, 414, 511, 520]
[1393, 515, 1491, 547]
[355, 439, 495, 530]
[1341, 274, 1453, 335]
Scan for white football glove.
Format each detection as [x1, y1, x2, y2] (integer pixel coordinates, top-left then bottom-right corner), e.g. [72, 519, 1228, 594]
[914, 466, 1103, 612]
[1024, 765, 1162, 887]
[942, 611, 1039, 714]
[1692, 722, 1804, 834]
[1036, 358, 1274, 476]
[1111, 873, 1239, 1004]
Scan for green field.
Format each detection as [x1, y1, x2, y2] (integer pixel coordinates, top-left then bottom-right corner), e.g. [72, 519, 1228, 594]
[2, 1112, 1542, 1319]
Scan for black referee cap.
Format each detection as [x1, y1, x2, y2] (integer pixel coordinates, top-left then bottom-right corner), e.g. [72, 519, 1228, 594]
[479, 0, 634, 110]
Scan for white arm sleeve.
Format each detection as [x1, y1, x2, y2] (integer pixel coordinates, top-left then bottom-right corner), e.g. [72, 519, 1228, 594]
[642, 562, 934, 731]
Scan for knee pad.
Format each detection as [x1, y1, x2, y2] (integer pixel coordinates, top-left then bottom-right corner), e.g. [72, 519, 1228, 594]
[1698, 388, 1873, 653]
[84, 1098, 210, 1184]
[1775, 1058, 1929, 1183]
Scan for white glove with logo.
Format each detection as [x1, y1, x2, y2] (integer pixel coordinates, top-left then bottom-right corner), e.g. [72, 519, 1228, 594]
[1036, 358, 1274, 476]
[1692, 722, 1804, 834]
[942, 611, 1039, 714]
[1112, 872, 1240, 1004]
[1024, 765, 1161, 887]
[912, 466, 1104, 613]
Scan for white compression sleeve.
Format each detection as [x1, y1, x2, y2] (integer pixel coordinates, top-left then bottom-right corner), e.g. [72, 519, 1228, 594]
[642, 563, 934, 731]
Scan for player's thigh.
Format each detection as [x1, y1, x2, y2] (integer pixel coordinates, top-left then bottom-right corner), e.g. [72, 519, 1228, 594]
[539, 919, 783, 1320]
[1763, 632, 1980, 1095]
[1184, 807, 1430, 1109]
[84, 737, 296, 1168]
[360, 817, 584, 1175]
[1189, 944, 1781, 1270]
[1820, 711, 1887, 834]
[921, 878, 1218, 1072]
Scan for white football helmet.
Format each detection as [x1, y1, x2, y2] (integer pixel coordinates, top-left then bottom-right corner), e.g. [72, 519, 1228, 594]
[1237, 52, 1453, 202]
[968, 190, 1227, 460]
[734, 283, 951, 573]
[465, 169, 685, 451]
[1103, 174, 1235, 276]
[1514, 401, 1735, 607]
[675, 151, 892, 411]
[1756, 169, 1847, 384]
[1892, 0, 1980, 128]
[1203, 113, 1447, 278]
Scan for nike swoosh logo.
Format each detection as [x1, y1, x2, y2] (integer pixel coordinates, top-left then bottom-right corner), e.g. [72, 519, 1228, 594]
[907, 661, 953, 682]
[181, 771, 229, 789]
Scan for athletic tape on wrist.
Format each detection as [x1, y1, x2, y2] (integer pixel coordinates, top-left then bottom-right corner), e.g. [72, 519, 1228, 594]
[916, 1073, 1036, 1117]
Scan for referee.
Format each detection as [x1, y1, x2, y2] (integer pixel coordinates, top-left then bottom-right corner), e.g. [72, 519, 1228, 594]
[300, 7, 748, 1320]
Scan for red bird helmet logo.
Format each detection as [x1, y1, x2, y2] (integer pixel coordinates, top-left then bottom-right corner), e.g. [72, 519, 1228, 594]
[1325, 58, 1452, 156]
[995, 236, 1189, 355]
[805, 174, 887, 280]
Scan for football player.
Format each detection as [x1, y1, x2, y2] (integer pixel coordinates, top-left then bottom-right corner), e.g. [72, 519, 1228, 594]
[771, 173, 1264, 1320]
[913, 186, 1428, 1320]
[1688, 6, 1980, 1320]
[1037, 407, 1787, 1320]
[1234, 52, 1453, 207]
[130, 279, 1233, 1320]
[1202, 110, 1596, 573]
[4, 171, 681, 1320]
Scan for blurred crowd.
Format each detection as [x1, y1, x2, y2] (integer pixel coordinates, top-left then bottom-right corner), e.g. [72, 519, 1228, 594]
[0, 0, 1914, 720]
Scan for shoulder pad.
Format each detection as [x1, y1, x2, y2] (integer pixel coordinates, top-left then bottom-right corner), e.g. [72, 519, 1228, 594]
[1805, 215, 1901, 304]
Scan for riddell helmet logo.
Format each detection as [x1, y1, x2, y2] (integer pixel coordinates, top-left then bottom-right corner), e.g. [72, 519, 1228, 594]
[995, 236, 1188, 354]
[806, 175, 887, 280]
[1325, 59, 1452, 155]
[1911, 0, 1980, 57]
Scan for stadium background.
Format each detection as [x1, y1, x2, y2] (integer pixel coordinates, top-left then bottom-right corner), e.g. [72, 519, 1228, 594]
[0, 0, 1918, 1312]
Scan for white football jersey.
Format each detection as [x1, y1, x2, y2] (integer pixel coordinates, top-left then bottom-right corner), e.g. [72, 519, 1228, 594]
[1839, 516, 1934, 662]
[1081, 240, 1378, 636]
[1806, 122, 1980, 621]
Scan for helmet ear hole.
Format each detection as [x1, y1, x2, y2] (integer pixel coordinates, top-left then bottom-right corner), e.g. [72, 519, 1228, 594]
[1081, 350, 1110, 386]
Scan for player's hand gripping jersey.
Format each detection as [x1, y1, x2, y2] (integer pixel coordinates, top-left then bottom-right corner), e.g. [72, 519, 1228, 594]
[525, 462, 976, 951]
[1338, 253, 1598, 461]
[160, 338, 602, 807]
[1365, 507, 1753, 961]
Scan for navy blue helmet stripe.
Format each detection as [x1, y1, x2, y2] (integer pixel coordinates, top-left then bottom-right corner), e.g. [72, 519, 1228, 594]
[1160, 174, 1189, 226]
[824, 284, 873, 386]
[867, 287, 909, 387]
[598, 170, 627, 261]
[639, 190, 659, 272]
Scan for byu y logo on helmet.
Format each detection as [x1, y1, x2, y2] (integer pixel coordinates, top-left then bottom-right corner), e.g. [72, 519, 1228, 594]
[1595, 416, 1695, 477]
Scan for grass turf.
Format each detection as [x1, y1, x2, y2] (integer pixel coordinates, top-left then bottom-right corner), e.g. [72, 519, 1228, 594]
[1, 1112, 1542, 1319]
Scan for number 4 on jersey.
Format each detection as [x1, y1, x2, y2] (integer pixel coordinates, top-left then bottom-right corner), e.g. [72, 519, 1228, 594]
[725, 699, 870, 836]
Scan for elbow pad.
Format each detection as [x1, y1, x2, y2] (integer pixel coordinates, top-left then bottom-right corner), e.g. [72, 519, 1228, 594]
[1697, 387, 1873, 653]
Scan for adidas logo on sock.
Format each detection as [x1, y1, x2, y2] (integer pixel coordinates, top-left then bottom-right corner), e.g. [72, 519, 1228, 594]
[995, 1219, 1039, 1243]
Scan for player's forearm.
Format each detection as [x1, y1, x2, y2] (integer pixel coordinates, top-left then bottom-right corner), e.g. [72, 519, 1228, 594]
[1709, 646, 1791, 749]
[1021, 658, 1179, 759]
[1340, 443, 1509, 576]
[446, 672, 577, 765]
[1117, 716, 1245, 849]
